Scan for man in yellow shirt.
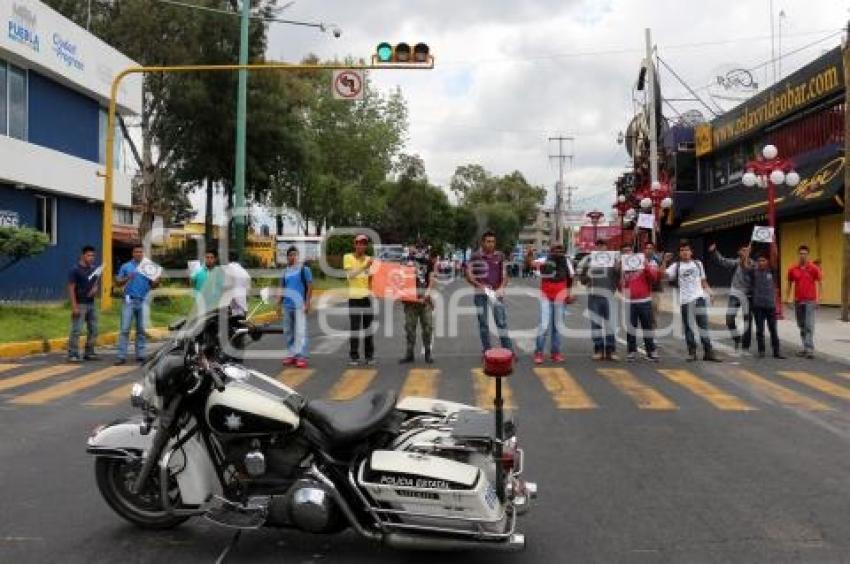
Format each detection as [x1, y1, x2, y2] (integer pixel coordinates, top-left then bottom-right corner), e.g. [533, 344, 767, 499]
[343, 234, 375, 365]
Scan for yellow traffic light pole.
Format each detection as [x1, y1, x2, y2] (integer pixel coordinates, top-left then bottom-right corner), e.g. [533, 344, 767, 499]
[100, 58, 433, 311]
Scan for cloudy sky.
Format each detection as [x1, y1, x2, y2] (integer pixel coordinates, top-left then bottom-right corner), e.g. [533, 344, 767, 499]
[255, 0, 848, 215]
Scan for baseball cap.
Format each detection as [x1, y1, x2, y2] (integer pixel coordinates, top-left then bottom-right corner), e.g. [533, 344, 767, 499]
[354, 234, 369, 243]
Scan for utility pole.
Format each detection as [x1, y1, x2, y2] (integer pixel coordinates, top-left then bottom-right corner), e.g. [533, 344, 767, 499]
[645, 28, 658, 186]
[233, 0, 250, 261]
[548, 136, 574, 246]
[842, 20, 850, 321]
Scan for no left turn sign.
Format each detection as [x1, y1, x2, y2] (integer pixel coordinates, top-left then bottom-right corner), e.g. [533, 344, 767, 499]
[332, 69, 365, 100]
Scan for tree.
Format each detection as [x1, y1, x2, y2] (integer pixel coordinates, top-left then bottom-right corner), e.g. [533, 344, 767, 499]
[0, 227, 49, 273]
[473, 203, 521, 253]
[450, 164, 545, 231]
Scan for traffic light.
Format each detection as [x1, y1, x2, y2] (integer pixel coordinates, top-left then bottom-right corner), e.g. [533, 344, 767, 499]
[374, 42, 431, 65]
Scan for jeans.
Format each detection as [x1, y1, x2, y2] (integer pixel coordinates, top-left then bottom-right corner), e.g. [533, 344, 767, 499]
[587, 294, 616, 353]
[681, 298, 712, 354]
[795, 301, 816, 352]
[403, 301, 433, 354]
[473, 293, 513, 352]
[752, 306, 780, 355]
[69, 302, 98, 357]
[535, 299, 564, 355]
[117, 298, 146, 360]
[726, 295, 752, 349]
[283, 308, 309, 359]
[626, 301, 656, 354]
[349, 297, 375, 360]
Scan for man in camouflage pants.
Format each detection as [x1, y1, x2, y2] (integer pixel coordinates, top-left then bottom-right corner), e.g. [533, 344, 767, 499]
[400, 241, 436, 364]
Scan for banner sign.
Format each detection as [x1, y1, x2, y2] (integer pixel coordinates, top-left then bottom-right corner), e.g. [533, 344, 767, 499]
[370, 260, 417, 301]
[622, 253, 646, 272]
[709, 47, 843, 153]
[751, 226, 775, 243]
[590, 251, 619, 268]
[0, 210, 19, 227]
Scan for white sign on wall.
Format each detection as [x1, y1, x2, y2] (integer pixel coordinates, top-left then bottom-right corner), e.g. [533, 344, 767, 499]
[751, 226, 775, 243]
[0, 210, 20, 227]
[1, 0, 142, 114]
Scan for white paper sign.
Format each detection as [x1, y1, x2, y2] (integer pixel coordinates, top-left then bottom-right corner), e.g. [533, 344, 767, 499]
[484, 287, 499, 303]
[137, 258, 163, 281]
[187, 260, 202, 277]
[590, 251, 619, 268]
[751, 226, 775, 243]
[637, 213, 655, 229]
[622, 253, 646, 272]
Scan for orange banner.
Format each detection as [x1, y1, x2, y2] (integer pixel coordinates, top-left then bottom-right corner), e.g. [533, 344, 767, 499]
[370, 260, 417, 301]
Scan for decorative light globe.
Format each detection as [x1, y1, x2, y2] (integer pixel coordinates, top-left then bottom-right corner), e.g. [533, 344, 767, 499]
[785, 171, 800, 187]
[762, 144, 778, 160]
[769, 169, 785, 185]
[640, 197, 652, 209]
[661, 197, 673, 209]
[742, 171, 757, 187]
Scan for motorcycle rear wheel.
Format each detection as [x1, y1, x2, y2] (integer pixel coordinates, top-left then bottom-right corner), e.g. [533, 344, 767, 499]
[95, 457, 190, 530]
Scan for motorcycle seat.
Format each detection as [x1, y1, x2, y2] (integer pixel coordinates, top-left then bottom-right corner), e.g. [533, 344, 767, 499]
[304, 390, 398, 447]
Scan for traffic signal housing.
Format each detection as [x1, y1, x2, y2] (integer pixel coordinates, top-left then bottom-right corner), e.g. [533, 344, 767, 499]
[373, 42, 431, 66]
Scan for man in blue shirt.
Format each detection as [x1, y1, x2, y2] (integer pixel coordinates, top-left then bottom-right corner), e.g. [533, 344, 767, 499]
[279, 246, 313, 368]
[115, 245, 159, 365]
[67, 245, 100, 362]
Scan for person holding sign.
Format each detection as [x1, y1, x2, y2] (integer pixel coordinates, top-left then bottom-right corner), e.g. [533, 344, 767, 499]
[749, 255, 786, 359]
[466, 231, 513, 354]
[786, 244, 822, 359]
[577, 240, 620, 361]
[533, 243, 573, 364]
[67, 245, 100, 362]
[708, 242, 754, 354]
[620, 245, 660, 362]
[115, 245, 160, 365]
[344, 234, 375, 366]
[400, 240, 436, 364]
[663, 241, 720, 362]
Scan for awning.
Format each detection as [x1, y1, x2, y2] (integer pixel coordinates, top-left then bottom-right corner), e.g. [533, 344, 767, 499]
[678, 144, 844, 235]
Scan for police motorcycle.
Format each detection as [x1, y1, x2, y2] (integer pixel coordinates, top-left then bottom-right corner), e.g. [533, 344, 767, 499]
[86, 292, 536, 552]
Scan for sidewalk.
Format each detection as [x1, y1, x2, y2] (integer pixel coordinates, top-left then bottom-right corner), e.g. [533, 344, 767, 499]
[658, 289, 850, 363]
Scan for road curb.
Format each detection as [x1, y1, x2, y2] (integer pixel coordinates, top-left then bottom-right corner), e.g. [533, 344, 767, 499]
[0, 288, 343, 360]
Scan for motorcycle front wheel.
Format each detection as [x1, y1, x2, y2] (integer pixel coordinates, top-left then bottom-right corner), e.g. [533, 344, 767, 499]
[95, 457, 190, 530]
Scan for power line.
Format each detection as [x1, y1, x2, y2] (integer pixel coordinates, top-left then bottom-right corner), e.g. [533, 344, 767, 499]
[154, 0, 334, 32]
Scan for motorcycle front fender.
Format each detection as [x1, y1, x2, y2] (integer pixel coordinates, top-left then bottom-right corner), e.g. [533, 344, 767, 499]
[87, 418, 152, 457]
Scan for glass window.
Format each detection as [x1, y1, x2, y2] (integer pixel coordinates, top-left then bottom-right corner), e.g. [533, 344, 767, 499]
[35, 196, 57, 245]
[0, 62, 6, 135]
[8, 64, 27, 141]
[98, 108, 106, 164]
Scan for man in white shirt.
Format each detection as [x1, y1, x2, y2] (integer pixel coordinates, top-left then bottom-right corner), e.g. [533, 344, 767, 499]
[663, 241, 720, 362]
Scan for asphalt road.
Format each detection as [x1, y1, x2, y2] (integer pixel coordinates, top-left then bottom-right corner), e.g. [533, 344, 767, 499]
[4, 278, 850, 563]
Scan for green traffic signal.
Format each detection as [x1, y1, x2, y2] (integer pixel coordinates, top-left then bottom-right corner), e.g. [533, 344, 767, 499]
[376, 42, 393, 62]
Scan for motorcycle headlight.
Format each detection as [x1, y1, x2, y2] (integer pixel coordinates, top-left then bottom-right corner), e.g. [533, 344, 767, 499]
[130, 382, 145, 408]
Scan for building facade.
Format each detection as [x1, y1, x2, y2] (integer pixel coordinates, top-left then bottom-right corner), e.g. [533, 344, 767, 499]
[0, 0, 141, 301]
[518, 207, 554, 252]
[675, 46, 845, 305]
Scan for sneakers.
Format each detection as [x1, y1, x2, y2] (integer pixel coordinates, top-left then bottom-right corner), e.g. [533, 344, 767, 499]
[773, 353, 787, 359]
[703, 352, 722, 362]
[795, 350, 808, 358]
[647, 351, 660, 362]
[295, 358, 308, 369]
[592, 352, 604, 361]
[282, 356, 296, 366]
[399, 354, 414, 364]
[424, 351, 434, 364]
[805, 351, 815, 359]
[67, 354, 82, 363]
[626, 352, 637, 362]
[114, 358, 127, 366]
[605, 352, 619, 362]
[687, 351, 698, 362]
[83, 353, 100, 361]
[533, 352, 544, 365]
[364, 358, 376, 367]
[551, 353, 564, 363]
[348, 358, 360, 366]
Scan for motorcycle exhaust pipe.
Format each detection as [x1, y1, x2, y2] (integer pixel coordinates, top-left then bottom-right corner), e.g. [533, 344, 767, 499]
[382, 532, 526, 552]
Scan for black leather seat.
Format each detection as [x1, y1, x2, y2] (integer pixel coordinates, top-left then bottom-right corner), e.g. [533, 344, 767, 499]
[304, 390, 398, 447]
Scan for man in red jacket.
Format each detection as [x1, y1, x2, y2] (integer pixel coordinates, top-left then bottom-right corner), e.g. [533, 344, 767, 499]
[620, 245, 661, 362]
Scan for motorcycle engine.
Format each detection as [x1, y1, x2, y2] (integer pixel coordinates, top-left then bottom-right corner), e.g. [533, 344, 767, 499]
[266, 479, 345, 533]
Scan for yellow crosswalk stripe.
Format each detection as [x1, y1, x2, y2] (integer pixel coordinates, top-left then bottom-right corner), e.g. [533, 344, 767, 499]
[471, 368, 516, 411]
[10, 365, 135, 405]
[400, 369, 439, 400]
[533, 367, 597, 409]
[276, 368, 315, 390]
[778, 371, 850, 404]
[86, 382, 135, 407]
[658, 369, 755, 411]
[327, 369, 377, 401]
[598, 368, 677, 410]
[0, 364, 79, 393]
[730, 369, 832, 411]
[0, 364, 22, 374]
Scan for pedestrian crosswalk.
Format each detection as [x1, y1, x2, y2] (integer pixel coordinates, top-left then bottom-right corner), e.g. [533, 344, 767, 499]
[3, 362, 850, 417]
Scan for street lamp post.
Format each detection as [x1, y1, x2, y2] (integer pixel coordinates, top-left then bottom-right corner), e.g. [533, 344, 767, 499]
[742, 144, 801, 318]
[586, 210, 605, 246]
[614, 194, 633, 248]
[638, 180, 673, 245]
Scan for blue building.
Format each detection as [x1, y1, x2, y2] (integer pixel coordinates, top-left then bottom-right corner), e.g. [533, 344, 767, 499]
[0, 0, 141, 301]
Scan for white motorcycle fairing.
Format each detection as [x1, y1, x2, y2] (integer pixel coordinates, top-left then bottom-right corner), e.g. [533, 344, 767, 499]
[396, 396, 486, 417]
[88, 418, 221, 505]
